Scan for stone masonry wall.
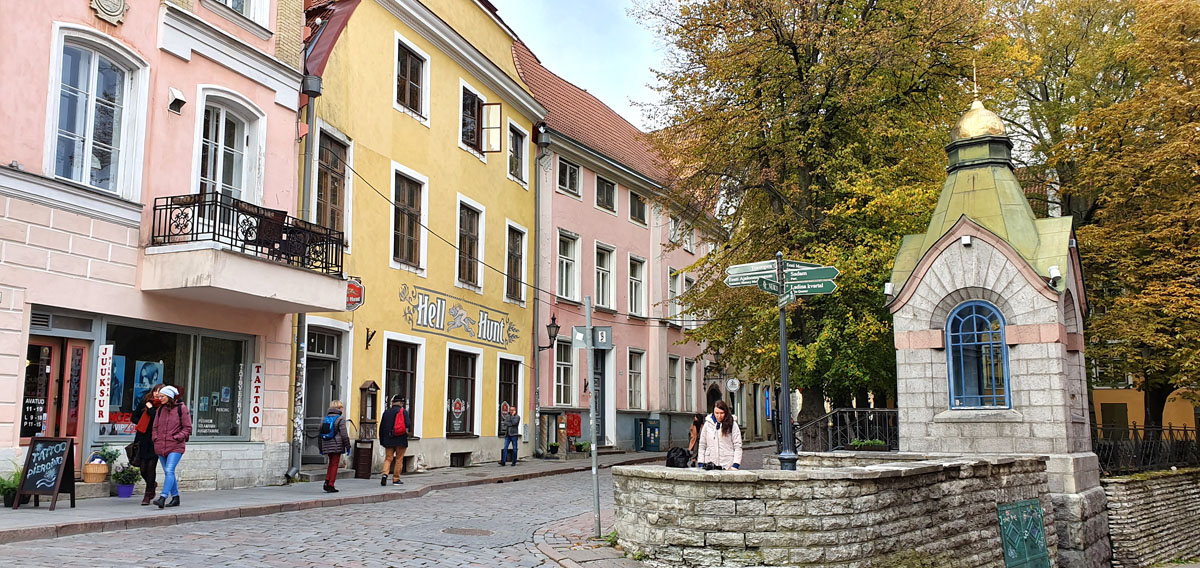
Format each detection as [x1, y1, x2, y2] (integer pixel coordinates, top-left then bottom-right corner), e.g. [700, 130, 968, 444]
[1102, 468, 1200, 568]
[613, 456, 1056, 567]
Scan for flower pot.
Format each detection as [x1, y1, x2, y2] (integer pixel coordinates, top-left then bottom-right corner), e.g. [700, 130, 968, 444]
[548, 445, 559, 455]
[574, 444, 584, 452]
[2, 494, 30, 508]
[116, 484, 136, 498]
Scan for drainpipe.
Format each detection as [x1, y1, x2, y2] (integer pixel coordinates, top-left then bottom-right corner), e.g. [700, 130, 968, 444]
[532, 125, 550, 458]
[288, 74, 322, 480]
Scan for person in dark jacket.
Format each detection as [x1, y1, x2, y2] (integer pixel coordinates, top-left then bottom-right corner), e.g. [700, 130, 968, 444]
[318, 401, 351, 493]
[378, 395, 411, 486]
[130, 384, 163, 505]
[498, 406, 521, 466]
[151, 385, 191, 509]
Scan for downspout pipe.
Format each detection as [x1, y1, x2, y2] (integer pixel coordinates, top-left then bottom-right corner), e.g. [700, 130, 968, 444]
[532, 124, 551, 458]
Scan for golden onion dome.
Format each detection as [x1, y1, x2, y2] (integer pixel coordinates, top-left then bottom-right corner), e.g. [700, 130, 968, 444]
[950, 100, 1006, 141]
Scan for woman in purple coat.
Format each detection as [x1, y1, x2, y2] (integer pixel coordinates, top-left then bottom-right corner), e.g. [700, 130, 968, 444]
[151, 385, 192, 509]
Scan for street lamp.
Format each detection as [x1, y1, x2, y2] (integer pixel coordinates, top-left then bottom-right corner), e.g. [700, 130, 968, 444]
[534, 315, 560, 458]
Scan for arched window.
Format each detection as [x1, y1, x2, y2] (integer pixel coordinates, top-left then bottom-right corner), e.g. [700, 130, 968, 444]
[946, 301, 1009, 408]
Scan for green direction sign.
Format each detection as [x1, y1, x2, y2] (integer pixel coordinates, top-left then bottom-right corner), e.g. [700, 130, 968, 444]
[757, 278, 781, 295]
[726, 260, 777, 275]
[778, 291, 796, 306]
[724, 272, 773, 287]
[785, 280, 837, 296]
[781, 259, 820, 271]
[783, 266, 840, 283]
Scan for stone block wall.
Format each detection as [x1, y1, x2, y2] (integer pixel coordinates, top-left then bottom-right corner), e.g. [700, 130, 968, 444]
[1102, 468, 1200, 568]
[613, 456, 1056, 567]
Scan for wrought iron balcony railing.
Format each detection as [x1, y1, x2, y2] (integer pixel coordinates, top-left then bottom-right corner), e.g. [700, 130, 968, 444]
[151, 193, 344, 276]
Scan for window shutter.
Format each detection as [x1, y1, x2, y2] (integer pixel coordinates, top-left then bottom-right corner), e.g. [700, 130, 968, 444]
[481, 102, 502, 153]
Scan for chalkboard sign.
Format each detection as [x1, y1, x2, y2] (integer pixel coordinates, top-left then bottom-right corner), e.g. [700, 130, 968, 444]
[14, 437, 75, 510]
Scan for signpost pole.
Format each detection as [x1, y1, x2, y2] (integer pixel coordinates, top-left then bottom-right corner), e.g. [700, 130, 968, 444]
[585, 296, 601, 537]
[776, 251, 798, 471]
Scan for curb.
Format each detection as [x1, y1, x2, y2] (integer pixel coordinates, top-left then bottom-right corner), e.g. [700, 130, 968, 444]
[0, 453, 666, 545]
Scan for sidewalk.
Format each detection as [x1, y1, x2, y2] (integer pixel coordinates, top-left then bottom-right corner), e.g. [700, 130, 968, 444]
[536, 510, 643, 568]
[0, 450, 666, 545]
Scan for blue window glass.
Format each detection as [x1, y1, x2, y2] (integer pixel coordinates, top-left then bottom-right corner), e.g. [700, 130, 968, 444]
[947, 301, 1009, 408]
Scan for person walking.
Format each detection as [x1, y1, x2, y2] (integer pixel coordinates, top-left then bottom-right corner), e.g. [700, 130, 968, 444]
[687, 413, 704, 467]
[151, 385, 191, 508]
[318, 400, 351, 493]
[130, 384, 163, 505]
[378, 395, 411, 486]
[498, 406, 521, 466]
[697, 400, 743, 470]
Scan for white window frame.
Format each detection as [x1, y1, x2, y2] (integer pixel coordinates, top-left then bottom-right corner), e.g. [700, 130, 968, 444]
[506, 118, 529, 188]
[504, 219, 528, 305]
[594, 242, 615, 309]
[557, 157, 580, 196]
[668, 269, 681, 323]
[381, 330, 426, 439]
[684, 359, 695, 412]
[202, 0, 272, 38]
[496, 353, 525, 436]
[594, 174, 618, 215]
[458, 78, 488, 162]
[44, 23, 149, 202]
[455, 193, 486, 293]
[629, 190, 648, 226]
[683, 223, 695, 253]
[628, 255, 646, 317]
[444, 342, 485, 436]
[554, 338, 576, 406]
[557, 231, 579, 301]
[668, 356, 680, 412]
[191, 86, 267, 207]
[394, 31, 431, 127]
[312, 118, 353, 253]
[684, 275, 697, 329]
[627, 348, 644, 410]
[389, 160, 429, 277]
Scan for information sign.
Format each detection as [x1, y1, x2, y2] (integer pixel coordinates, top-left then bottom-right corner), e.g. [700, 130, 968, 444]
[14, 437, 75, 510]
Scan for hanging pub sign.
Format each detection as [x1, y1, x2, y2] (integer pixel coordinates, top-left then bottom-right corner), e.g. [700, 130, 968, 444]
[398, 284, 521, 348]
[248, 364, 264, 428]
[346, 279, 365, 311]
[13, 437, 75, 510]
[94, 344, 113, 423]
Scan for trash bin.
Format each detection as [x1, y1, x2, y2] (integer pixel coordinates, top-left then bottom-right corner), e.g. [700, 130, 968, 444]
[642, 419, 661, 452]
[353, 440, 374, 479]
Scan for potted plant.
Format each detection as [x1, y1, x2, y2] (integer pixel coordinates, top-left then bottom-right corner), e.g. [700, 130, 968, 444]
[97, 445, 121, 468]
[578, 441, 591, 453]
[111, 462, 141, 498]
[547, 443, 559, 455]
[0, 463, 29, 508]
[849, 438, 888, 452]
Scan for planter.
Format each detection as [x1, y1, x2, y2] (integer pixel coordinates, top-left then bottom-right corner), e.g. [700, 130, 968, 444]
[852, 445, 888, 452]
[116, 484, 136, 498]
[2, 494, 31, 508]
[574, 444, 585, 452]
[548, 445, 559, 455]
[82, 462, 109, 484]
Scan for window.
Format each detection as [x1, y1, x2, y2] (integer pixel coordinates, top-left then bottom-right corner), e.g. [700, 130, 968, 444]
[596, 176, 615, 212]
[385, 340, 418, 423]
[627, 350, 644, 410]
[683, 225, 695, 253]
[446, 350, 476, 435]
[198, 104, 247, 202]
[629, 192, 647, 224]
[555, 340, 573, 406]
[684, 276, 696, 329]
[558, 158, 580, 195]
[668, 270, 681, 320]
[628, 258, 645, 316]
[393, 173, 422, 267]
[458, 204, 480, 286]
[946, 301, 1009, 408]
[56, 44, 127, 192]
[595, 246, 613, 309]
[508, 125, 525, 181]
[558, 234, 577, 299]
[214, 0, 252, 18]
[461, 87, 483, 151]
[668, 356, 680, 411]
[506, 226, 524, 301]
[684, 360, 695, 412]
[396, 43, 423, 115]
[316, 133, 347, 232]
[498, 359, 519, 433]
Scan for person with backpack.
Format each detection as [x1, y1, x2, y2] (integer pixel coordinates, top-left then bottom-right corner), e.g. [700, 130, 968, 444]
[697, 400, 743, 471]
[151, 385, 191, 509]
[379, 395, 411, 486]
[498, 405, 520, 466]
[318, 400, 351, 493]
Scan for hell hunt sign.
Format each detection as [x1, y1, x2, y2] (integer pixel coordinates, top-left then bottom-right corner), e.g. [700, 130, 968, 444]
[399, 284, 521, 347]
[94, 344, 113, 423]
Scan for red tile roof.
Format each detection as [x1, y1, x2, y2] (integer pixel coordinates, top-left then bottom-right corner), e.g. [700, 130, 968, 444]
[511, 41, 668, 185]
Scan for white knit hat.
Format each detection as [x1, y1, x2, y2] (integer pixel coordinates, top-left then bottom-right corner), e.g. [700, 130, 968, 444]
[160, 385, 179, 399]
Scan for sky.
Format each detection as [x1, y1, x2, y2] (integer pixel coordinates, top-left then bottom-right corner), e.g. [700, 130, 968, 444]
[489, 0, 665, 130]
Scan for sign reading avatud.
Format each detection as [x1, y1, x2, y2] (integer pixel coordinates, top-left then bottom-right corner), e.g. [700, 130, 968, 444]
[398, 284, 521, 347]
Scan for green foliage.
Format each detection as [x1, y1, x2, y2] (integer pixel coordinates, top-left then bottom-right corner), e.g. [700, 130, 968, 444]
[95, 445, 121, 465]
[579, 442, 591, 453]
[0, 463, 22, 497]
[604, 530, 619, 547]
[632, 551, 647, 562]
[111, 462, 142, 485]
[850, 439, 886, 448]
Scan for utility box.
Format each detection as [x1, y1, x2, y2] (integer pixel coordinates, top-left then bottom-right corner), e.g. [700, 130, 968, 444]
[353, 440, 373, 479]
[641, 419, 661, 452]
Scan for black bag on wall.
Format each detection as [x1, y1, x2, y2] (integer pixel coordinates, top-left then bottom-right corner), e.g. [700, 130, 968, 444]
[665, 447, 690, 468]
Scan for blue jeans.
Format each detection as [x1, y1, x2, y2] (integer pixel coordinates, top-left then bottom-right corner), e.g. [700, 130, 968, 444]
[502, 435, 519, 464]
[158, 452, 183, 497]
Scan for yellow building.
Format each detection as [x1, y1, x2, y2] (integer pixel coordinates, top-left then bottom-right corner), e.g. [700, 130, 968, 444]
[299, 0, 545, 470]
[1092, 387, 1199, 431]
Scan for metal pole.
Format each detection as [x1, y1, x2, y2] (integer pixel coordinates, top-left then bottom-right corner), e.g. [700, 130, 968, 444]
[585, 296, 601, 537]
[532, 147, 549, 458]
[776, 251, 797, 470]
[289, 81, 319, 479]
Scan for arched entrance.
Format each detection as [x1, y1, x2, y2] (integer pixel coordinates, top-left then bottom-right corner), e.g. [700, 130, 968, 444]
[706, 384, 723, 414]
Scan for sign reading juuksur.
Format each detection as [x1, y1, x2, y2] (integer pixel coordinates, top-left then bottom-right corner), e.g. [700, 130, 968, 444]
[398, 284, 521, 348]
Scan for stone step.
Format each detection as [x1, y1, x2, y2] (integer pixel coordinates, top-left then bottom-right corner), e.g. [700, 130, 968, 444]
[75, 480, 113, 499]
[297, 467, 357, 483]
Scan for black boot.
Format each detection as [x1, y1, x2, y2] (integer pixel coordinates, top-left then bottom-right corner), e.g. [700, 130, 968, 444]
[380, 476, 387, 487]
[323, 482, 338, 493]
[153, 495, 166, 509]
[165, 496, 180, 508]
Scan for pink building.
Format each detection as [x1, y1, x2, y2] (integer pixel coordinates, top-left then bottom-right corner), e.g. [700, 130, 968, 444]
[0, 0, 344, 488]
[513, 43, 716, 451]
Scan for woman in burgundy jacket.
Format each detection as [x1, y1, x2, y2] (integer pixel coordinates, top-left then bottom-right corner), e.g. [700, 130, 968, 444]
[151, 385, 192, 509]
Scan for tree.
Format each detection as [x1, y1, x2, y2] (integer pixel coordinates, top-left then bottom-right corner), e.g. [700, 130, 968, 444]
[1069, 0, 1200, 427]
[636, 0, 994, 436]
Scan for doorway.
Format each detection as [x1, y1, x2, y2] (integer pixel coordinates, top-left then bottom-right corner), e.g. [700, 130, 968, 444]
[706, 385, 723, 414]
[302, 359, 337, 463]
[22, 336, 90, 473]
[593, 354, 606, 443]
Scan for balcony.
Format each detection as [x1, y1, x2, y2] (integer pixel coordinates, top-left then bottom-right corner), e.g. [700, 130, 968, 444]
[142, 193, 347, 313]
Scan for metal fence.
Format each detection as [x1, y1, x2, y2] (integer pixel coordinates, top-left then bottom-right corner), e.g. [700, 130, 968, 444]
[1092, 423, 1200, 476]
[777, 408, 899, 453]
[151, 193, 344, 276]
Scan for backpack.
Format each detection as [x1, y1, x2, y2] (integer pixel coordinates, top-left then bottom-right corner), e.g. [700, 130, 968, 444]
[393, 408, 407, 436]
[319, 415, 339, 440]
[666, 447, 690, 468]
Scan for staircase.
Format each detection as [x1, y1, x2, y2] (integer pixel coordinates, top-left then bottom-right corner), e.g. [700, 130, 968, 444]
[779, 408, 899, 453]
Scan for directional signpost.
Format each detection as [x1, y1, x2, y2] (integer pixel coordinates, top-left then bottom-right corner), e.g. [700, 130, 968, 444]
[724, 252, 840, 471]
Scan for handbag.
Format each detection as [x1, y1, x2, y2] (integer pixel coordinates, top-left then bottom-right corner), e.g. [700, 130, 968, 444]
[124, 441, 141, 467]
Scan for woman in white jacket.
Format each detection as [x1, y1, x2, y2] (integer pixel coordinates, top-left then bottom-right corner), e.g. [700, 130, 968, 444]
[697, 400, 743, 470]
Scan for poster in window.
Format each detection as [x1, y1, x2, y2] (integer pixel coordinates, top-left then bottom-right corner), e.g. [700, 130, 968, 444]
[133, 360, 163, 405]
[221, 386, 231, 403]
[198, 397, 209, 412]
[109, 355, 125, 408]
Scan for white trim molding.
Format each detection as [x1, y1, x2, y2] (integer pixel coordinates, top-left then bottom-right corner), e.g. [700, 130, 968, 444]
[454, 192, 486, 293]
[190, 85, 268, 206]
[381, 330, 426, 439]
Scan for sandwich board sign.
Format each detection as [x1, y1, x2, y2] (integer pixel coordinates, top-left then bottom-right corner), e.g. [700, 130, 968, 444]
[13, 437, 75, 510]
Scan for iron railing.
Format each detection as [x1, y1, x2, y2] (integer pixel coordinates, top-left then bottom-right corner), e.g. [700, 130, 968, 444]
[1093, 423, 1199, 476]
[777, 408, 899, 453]
[150, 193, 344, 276]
